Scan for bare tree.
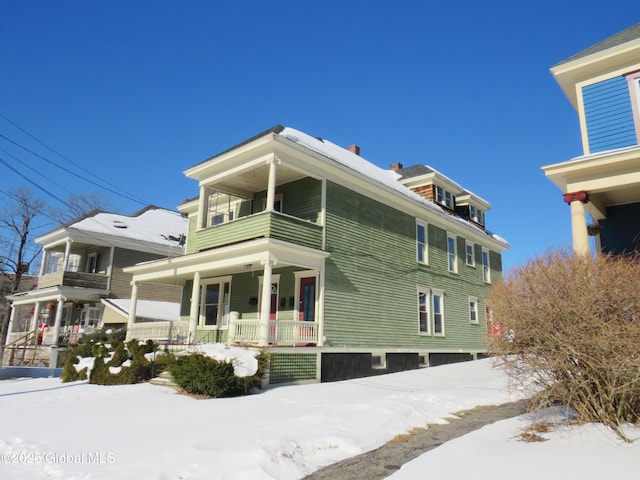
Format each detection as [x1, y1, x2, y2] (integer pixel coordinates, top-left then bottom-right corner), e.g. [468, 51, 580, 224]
[0, 187, 47, 365]
[49, 191, 113, 224]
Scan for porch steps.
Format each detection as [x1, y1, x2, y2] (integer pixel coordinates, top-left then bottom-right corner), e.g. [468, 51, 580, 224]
[149, 371, 179, 390]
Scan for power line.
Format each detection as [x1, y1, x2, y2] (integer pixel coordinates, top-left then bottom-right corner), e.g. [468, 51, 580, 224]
[0, 113, 150, 205]
[0, 155, 68, 206]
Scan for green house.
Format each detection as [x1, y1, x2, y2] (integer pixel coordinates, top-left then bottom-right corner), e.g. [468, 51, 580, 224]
[125, 126, 508, 384]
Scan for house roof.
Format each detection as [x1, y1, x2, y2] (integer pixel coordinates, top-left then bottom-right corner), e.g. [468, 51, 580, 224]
[101, 298, 181, 322]
[36, 206, 187, 255]
[554, 23, 640, 67]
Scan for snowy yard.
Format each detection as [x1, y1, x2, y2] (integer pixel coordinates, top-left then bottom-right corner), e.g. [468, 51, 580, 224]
[0, 357, 638, 480]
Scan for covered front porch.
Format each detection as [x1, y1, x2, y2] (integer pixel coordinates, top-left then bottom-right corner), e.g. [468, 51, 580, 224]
[124, 237, 329, 347]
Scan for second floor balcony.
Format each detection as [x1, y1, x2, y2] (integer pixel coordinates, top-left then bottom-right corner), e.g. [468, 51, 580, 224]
[188, 210, 324, 254]
[38, 270, 109, 290]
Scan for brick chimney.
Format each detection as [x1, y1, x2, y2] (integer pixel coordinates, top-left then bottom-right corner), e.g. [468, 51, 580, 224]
[347, 145, 361, 156]
[390, 163, 403, 171]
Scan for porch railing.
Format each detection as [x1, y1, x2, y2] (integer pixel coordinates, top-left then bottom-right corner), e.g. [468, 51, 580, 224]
[231, 319, 318, 345]
[126, 322, 189, 343]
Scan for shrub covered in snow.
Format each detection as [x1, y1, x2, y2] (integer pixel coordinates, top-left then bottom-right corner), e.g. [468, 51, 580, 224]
[166, 344, 268, 397]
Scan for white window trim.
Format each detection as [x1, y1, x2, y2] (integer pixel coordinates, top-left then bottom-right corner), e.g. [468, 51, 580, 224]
[627, 72, 640, 142]
[469, 296, 479, 324]
[199, 275, 232, 329]
[416, 220, 429, 265]
[417, 286, 431, 335]
[293, 270, 319, 322]
[482, 248, 491, 283]
[465, 240, 475, 267]
[432, 288, 445, 336]
[447, 233, 458, 273]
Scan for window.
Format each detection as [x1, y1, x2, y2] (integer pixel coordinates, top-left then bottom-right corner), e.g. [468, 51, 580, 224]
[433, 290, 445, 335]
[465, 241, 475, 266]
[436, 186, 453, 209]
[418, 287, 445, 336]
[436, 186, 443, 204]
[207, 192, 238, 227]
[469, 297, 479, 324]
[444, 191, 453, 209]
[45, 252, 63, 274]
[418, 287, 430, 334]
[81, 307, 101, 329]
[86, 253, 99, 273]
[416, 221, 428, 264]
[447, 233, 457, 273]
[470, 205, 485, 225]
[482, 248, 491, 283]
[200, 278, 231, 328]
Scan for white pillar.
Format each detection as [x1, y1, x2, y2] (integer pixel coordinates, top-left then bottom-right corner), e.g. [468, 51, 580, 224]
[62, 239, 72, 271]
[127, 283, 138, 338]
[197, 186, 207, 229]
[40, 248, 47, 276]
[564, 191, 590, 256]
[51, 296, 64, 345]
[265, 158, 277, 212]
[30, 301, 41, 332]
[189, 272, 201, 343]
[228, 311, 239, 344]
[258, 260, 273, 346]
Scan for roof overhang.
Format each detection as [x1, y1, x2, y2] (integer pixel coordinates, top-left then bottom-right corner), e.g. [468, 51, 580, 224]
[124, 237, 331, 285]
[542, 145, 640, 218]
[9, 286, 109, 305]
[551, 37, 640, 110]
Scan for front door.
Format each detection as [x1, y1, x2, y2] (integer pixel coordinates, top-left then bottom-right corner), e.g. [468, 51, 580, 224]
[298, 277, 316, 322]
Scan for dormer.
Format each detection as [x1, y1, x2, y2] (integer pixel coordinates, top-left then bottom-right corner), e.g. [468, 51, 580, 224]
[551, 23, 640, 155]
[454, 193, 490, 228]
[393, 164, 465, 212]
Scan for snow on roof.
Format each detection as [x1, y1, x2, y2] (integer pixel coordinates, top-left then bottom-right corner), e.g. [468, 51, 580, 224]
[70, 207, 187, 249]
[278, 127, 507, 247]
[101, 298, 181, 322]
[278, 127, 443, 213]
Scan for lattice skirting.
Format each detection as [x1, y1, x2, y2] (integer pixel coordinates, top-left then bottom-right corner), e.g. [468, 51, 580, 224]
[268, 353, 317, 384]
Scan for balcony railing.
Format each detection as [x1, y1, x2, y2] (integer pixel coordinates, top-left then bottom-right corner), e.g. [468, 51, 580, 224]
[126, 322, 189, 343]
[38, 271, 109, 290]
[188, 211, 323, 254]
[231, 319, 318, 346]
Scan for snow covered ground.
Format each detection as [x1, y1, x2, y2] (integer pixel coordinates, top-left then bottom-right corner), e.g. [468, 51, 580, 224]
[0, 357, 638, 480]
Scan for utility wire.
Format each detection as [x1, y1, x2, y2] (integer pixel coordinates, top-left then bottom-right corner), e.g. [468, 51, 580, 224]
[0, 155, 68, 206]
[0, 113, 149, 205]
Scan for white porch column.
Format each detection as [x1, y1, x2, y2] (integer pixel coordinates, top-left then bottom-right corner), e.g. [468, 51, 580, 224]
[127, 283, 138, 337]
[189, 271, 201, 343]
[30, 301, 41, 332]
[197, 186, 207, 229]
[265, 158, 277, 212]
[258, 260, 273, 346]
[51, 296, 64, 345]
[564, 191, 590, 256]
[62, 239, 72, 271]
[40, 248, 47, 276]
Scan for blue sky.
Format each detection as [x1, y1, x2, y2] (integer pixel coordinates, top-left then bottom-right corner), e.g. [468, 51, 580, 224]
[0, 1, 637, 272]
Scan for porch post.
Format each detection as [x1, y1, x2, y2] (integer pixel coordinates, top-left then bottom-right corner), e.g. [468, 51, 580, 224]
[189, 271, 201, 343]
[51, 296, 64, 345]
[265, 158, 277, 212]
[563, 191, 590, 256]
[62, 239, 72, 271]
[127, 283, 138, 338]
[197, 186, 207, 229]
[30, 301, 41, 332]
[258, 260, 273, 346]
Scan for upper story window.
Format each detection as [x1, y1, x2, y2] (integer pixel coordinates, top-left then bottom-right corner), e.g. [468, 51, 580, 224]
[469, 205, 485, 225]
[416, 220, 428, 265]
[436, 186, 453, 209]
[465, 240, 475, 267]
[482, 248, 491, 283]
[207, 192, 238, 227]
[447, 233, 457, 273]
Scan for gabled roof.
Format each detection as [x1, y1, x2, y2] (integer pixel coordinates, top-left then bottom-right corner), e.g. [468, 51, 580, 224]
[554, 23, 640, 67]
[36, 206, 187, 256]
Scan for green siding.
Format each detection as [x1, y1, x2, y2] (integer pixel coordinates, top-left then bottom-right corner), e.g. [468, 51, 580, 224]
[322, 181, 500, 352]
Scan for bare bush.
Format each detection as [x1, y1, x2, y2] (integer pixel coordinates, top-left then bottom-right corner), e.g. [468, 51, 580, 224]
[486, 249, 640, 440]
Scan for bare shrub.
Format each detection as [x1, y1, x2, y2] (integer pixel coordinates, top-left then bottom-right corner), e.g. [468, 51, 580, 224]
[486, 249, 640, 441]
